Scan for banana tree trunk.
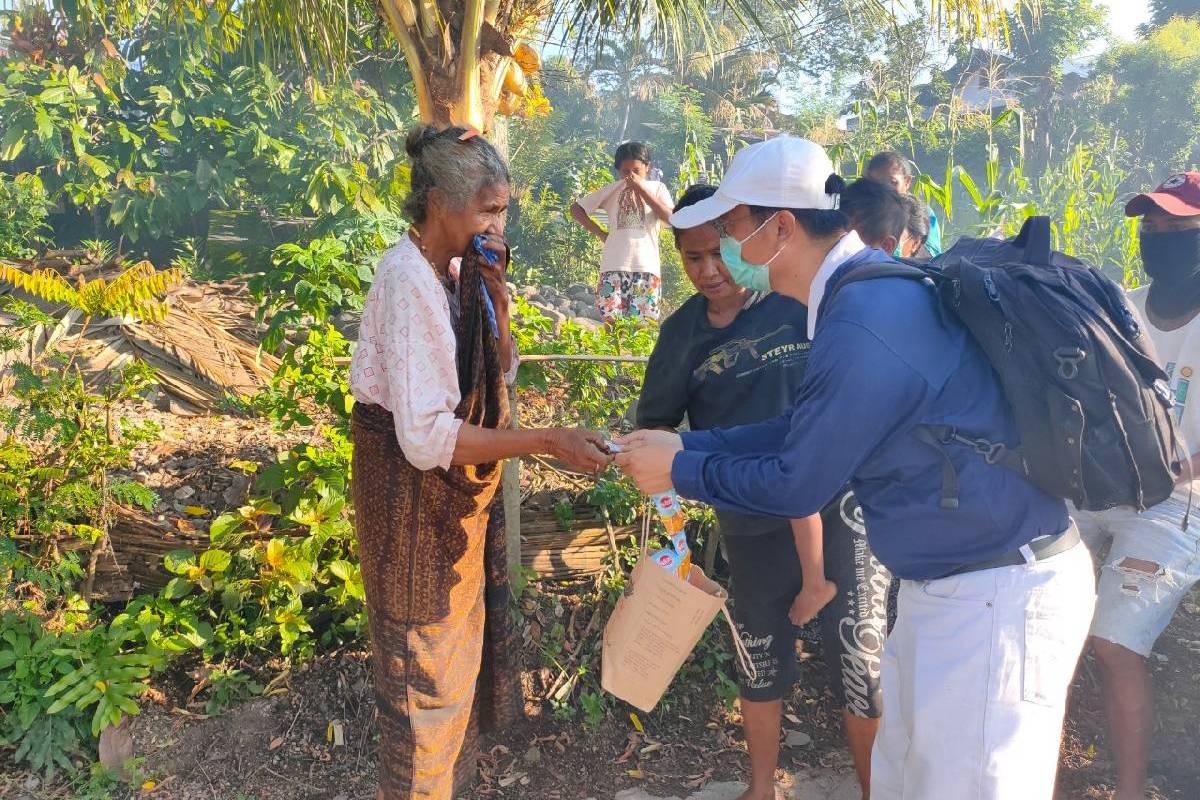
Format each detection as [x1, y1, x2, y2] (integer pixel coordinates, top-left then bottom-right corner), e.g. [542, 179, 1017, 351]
[378, 0, 512, 131]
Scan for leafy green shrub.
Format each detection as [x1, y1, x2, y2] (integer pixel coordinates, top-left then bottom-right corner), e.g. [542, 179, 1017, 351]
[512, 297, 655, 429]
[252, 237, 372, 352]
[200, 667, 263, 716]
[0, 611, 89, 775]
[45, 622, 163, 737]
[0, 276, 176, 775]
[152, 486, 364, 659]
[0, 5, 412, 250]
[0, 173, 52, 259]
[254, 324, 354, 430]
[0, 609, 165, 775]
[0, 300, 160, 596]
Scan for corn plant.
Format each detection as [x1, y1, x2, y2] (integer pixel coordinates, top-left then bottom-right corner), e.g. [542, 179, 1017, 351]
[919, 141, 1142, 285]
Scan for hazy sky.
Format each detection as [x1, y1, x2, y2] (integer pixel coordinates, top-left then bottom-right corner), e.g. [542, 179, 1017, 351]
[1098, 0, 1151, 40]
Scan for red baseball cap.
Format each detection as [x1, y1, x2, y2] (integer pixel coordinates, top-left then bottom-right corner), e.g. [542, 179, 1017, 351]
[1125, 172, 1200, 217]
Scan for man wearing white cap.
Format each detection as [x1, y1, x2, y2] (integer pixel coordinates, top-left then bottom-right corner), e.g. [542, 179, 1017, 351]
[615, 136, 1094, 799]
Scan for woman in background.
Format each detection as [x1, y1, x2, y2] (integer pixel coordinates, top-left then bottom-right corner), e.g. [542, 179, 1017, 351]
[570, 141, 674, 323]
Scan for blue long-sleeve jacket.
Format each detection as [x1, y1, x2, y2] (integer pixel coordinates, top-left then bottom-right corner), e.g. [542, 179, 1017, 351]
[671, 252, 1068, 580]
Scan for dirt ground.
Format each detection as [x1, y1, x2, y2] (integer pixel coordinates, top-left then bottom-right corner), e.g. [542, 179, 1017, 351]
[36, 602, 1200, 800]
[4, 409, 1200, 800]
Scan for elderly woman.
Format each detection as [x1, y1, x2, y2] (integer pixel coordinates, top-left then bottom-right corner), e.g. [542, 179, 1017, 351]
[349, 125, 610, 800]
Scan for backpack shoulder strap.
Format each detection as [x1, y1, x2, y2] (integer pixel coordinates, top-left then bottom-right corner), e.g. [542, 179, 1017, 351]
[1013, 216, 1053, 266]
[823, 260, 932, 308]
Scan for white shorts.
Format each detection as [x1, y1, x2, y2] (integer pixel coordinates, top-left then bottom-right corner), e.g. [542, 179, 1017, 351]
[1072, 496, 1200, 657]
[871, 540, 1095, 799]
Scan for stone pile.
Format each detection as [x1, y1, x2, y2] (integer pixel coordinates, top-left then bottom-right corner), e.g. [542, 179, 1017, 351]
[511, 281, 604, 330]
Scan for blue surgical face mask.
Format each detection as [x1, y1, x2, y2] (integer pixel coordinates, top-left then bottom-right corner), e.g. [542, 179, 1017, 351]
[719, 213, 783, 293]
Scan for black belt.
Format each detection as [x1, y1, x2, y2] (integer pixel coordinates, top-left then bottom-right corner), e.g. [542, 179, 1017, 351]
[945, 525, 1081, 577]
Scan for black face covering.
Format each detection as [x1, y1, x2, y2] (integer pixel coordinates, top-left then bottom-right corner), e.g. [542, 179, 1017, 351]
[1141, 228, 1200, 330]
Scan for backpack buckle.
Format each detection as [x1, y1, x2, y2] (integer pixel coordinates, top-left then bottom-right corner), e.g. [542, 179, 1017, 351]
[1155, 380, 1174, 407]
[978, 441, 1007, 464]
[943, 427, 1008, 465]
[1054, 347, 1086, 379]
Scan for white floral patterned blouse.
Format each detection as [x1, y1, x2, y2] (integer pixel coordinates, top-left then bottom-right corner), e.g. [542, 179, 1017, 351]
[349, 235, 517, 471]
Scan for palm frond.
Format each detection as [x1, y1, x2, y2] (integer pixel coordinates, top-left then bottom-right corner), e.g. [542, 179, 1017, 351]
[0, 261, 183, 322]
[557, 0, 1028, 66]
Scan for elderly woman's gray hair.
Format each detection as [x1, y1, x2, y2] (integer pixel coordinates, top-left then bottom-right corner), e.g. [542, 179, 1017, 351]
[403, 125, 510, 223]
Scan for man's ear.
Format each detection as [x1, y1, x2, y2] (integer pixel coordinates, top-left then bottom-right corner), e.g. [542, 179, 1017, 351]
[776, 209, 799, 242]
[882, 234, 899, 254]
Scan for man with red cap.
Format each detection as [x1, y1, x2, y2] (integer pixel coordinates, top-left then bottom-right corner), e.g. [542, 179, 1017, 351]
[1072, 171, 1200, 800]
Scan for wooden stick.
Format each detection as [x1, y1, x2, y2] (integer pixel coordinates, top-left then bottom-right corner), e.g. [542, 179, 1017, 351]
[542, 603, 604, 701]
[503, 382, 522, 587]
[333, 353, 648, 366]
[518, 354, 649, 364]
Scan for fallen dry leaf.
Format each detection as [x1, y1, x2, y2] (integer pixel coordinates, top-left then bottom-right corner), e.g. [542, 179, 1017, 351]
[143, 687, 168, 705]
[498, 771, 526, 788]
[615, 732, 639, 764]
[268, 736, 284, 751]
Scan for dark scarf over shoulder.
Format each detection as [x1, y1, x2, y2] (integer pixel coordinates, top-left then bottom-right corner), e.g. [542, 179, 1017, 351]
[438, 243, 519, 732]
[454, 244, 511, 449]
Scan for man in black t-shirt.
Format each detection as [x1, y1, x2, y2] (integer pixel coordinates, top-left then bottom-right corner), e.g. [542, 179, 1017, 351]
[636, 185, 890, 800]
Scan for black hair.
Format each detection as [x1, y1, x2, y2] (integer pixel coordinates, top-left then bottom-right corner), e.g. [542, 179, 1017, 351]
[748, 173, 849, 239]
[866, 151, 914, 178]
[671, 184, 718, 245]
[403, 124, 509, 223]
[839, 178, 908, 248]
[903, 194, 931, 245]
[614, 141, 651, 171]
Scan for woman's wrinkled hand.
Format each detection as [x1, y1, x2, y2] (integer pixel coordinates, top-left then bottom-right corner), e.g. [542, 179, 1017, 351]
[550, 428, 613, 473]
[612, 430, 683, 494]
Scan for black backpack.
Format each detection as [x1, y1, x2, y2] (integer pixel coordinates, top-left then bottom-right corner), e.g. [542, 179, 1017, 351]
[826, 216, 1183, 513]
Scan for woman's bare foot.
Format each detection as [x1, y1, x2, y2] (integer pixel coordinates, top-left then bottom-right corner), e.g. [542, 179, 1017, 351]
[788, 579, 838, 627]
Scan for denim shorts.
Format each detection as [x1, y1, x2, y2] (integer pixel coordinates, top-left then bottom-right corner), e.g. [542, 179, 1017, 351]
[1072, 495, 1200, 657]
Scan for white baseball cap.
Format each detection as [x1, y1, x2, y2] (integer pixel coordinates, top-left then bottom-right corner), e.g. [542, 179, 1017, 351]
[671, 136, 838, 230]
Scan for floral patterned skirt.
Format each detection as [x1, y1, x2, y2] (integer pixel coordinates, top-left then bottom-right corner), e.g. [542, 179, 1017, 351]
[597, 271, 662, 323]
